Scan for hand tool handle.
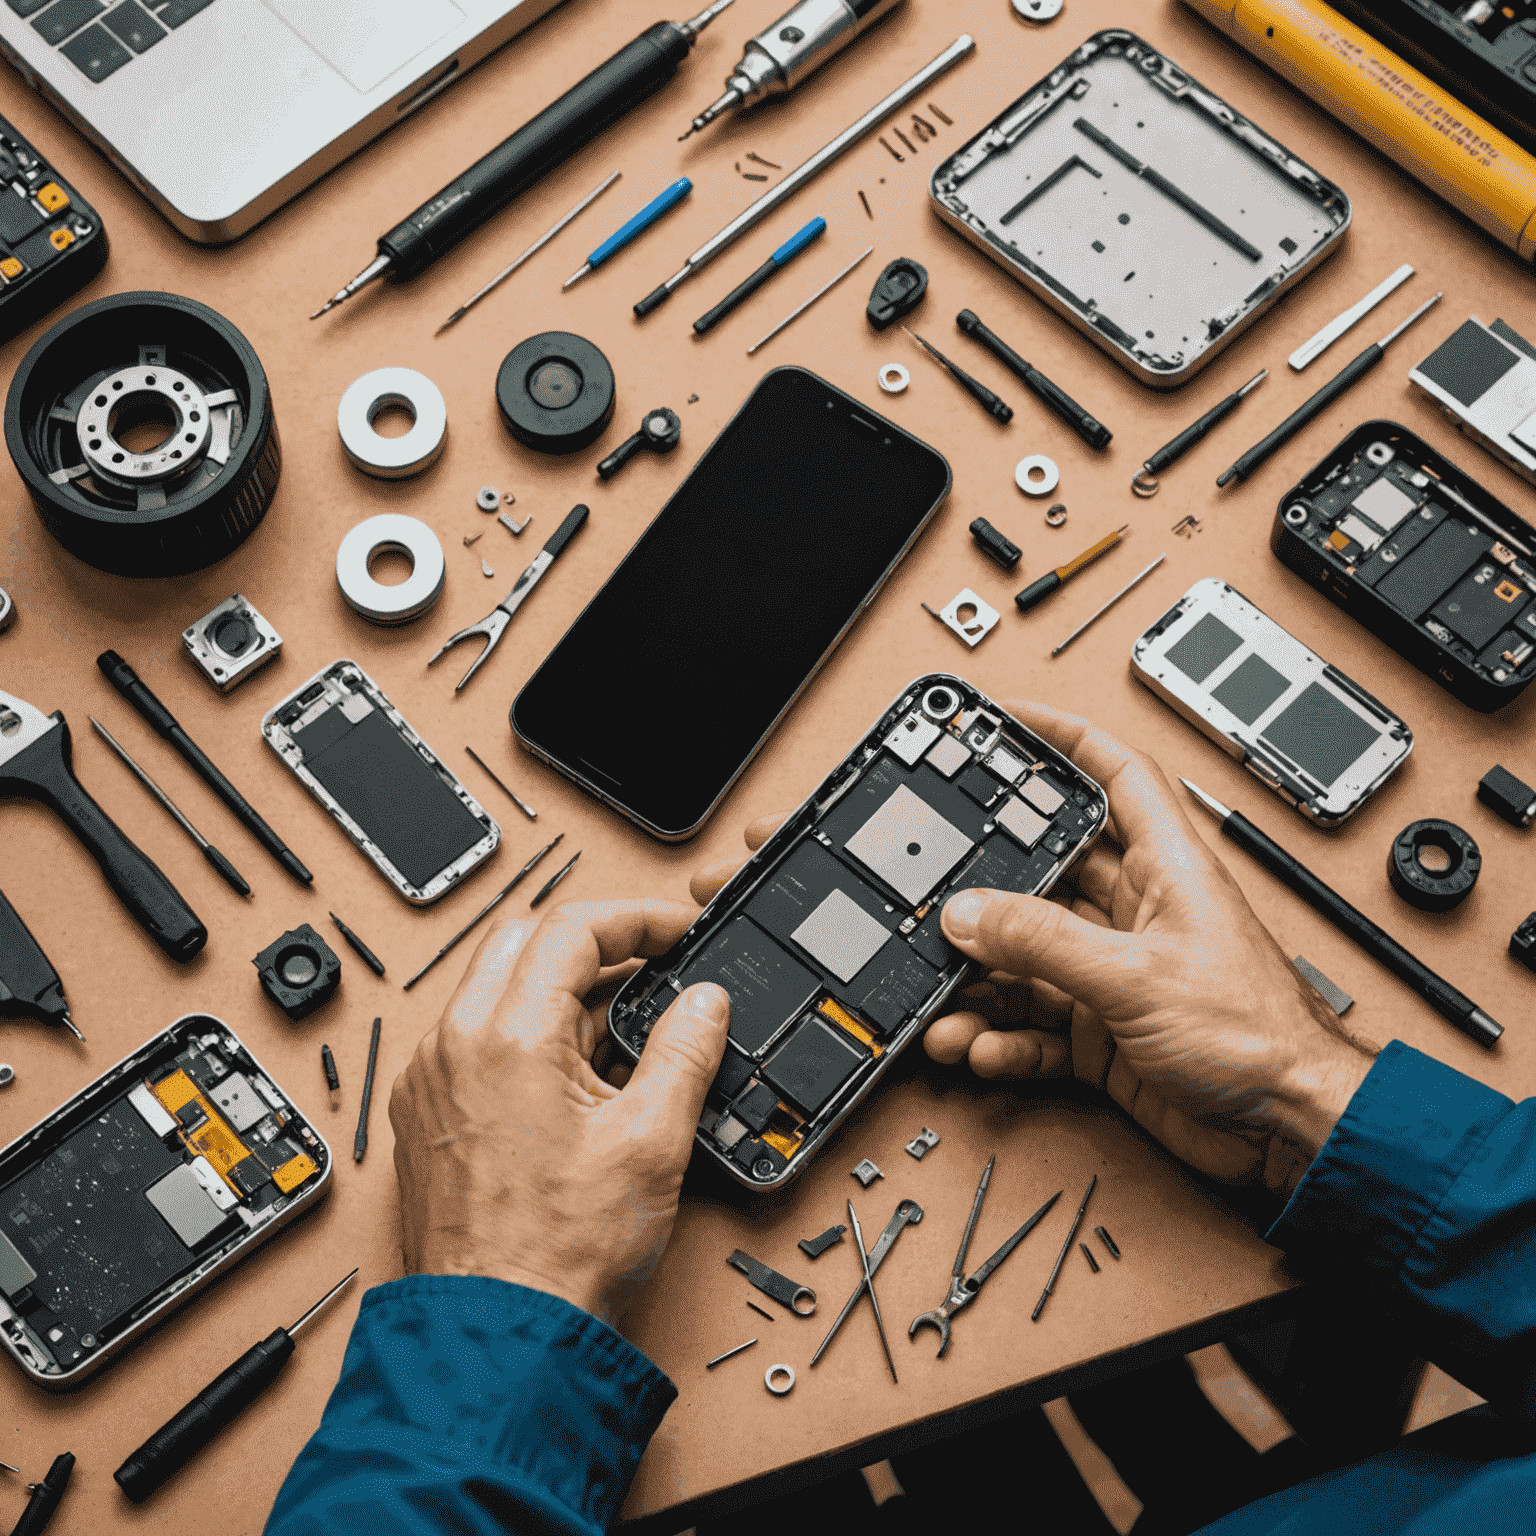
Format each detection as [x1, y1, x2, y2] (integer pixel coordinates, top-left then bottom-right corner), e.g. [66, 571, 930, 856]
[597, 434, 648, 478]
[1014, 572, 1062, 612]
[1222, 811, 1501, 1048]
[382, 24, 692, 279]
[589, 178, 691, 268]
[1219, 346, 1381, 485]
[1144, 391, 1242, 474]
[11, 1451, 73, 1536]
[947, 360, 1012, 423]
[956, 311, 1111, 449]
[0, 721, 205, 962]
[97, 649, 178, 736]
[115, 1330, 293, 1502]
[202, 843, 251, 897]
[0, 886, 67, 1024]
[693, 260, 775, 333]
[542, 503, 590, 558]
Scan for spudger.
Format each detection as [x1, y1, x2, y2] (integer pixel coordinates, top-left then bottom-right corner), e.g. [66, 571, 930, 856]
[113, 1271, 358, 1503]
[1180, 778, 1502, 1049]
[403, 834, 565, 989]
[564, 178, 692, 288]
[89, 717, 250, 897]
[1015, 526, 1128, 613]
[956, 309, 1111, 448]
[330, 911, 386, 977]
[1216, 293, 1442, 486]
[902, 326, 1012, 422]
[97, 652, 312, 885]
[355, 1017, 382, 1163]
[312, 1, 734, 316]
[692, 217, 826, 334]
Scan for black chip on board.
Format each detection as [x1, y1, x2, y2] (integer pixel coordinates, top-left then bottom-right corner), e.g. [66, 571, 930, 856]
[731, 1081, 780, 1135]
[678, 916, 820, 1057]
[711, 1042, 756, 1102]
[1430, 567, 1529, 651]
[761, 1020, 866, 1117]
[1415, 320, 1521, 407]
[958, 763, 1004, 806]
[1376, 520, 1490, 618]
[849, 937, 940, 1034]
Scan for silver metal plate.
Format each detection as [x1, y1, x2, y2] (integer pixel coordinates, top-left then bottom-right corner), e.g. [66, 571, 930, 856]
[845, 784, 975, 905]
[995, 796, 1051, 850]
[790, 889, 892, 984]
[926, 734, 971, 778]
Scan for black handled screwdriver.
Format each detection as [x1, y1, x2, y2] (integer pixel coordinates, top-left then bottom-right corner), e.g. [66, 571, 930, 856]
[956, 309, 1111, 448]
[9, 1450, 74, 1536]
[114, 1269, 359, 1503]
[1217, 294, 1441, 486]
[1015, 525, 1129, 613]
[1133, 369, 1266, 496]
[902, 326, 1012, 422]
[313, 0, 735, 316]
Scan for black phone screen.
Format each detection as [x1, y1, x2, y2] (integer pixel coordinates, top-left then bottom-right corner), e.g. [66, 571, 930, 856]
[511, 368, 951, 840]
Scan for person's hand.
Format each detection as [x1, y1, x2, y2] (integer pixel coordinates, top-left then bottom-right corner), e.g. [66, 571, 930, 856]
[390, 900, 729, 1327]
[925, 701, 1378, 1196]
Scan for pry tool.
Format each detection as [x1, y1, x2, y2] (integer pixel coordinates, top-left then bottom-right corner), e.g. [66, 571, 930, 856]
[848, 1199, 898, 1383]
[8, 1451, 73, 1534]
[909, 1156, 1061, 1357]
[811, 1198, 922, 1365]
[0, 887, 82, 1039]
[113, 1271, 357, 1502]
[314, 1, 735, 316]
[564, 179, 692, 288]
[0, 687, 206, 962]
[428, 505, 589, 690]
[1015, 526, 1128, 613]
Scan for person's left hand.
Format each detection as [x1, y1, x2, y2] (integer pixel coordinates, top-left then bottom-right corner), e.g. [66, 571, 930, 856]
[390, 900, 729, 1328]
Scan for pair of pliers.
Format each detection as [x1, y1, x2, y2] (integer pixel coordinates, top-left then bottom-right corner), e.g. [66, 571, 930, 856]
[908, 1155, 1061, 1357]
[427, 504, 588, 691]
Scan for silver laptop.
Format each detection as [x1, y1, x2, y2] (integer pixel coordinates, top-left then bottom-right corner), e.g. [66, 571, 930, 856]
[0, 0, 566, 243]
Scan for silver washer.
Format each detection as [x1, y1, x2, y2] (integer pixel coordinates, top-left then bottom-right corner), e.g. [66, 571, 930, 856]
[1016, 454, 1060, 496]
[0, 588, 13, 633]
[765, 1363, 795, 1396]
[1011, 0, 1063, 19]
[75, 365, 215, 488]
[337, 367, 448, 480]
[335, 513, 446, 625]
[476, 486, 501, 512]
[877, 363, 910, 395]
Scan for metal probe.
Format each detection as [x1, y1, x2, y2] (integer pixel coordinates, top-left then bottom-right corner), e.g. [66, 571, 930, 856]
[355, 1018, 381, 1163]
[746, 245, 871, 353]
[89, 717, 251, 898]
[635, 34, 974, 314]
[1050, 556, 1166, 657]
[438, 171, 621, 332]
[848, 1199, 898, 1383]
[1032, 1174, 1096, 1321]
[314, 0, 734, 317]
[113, 1271, 358, 1502]
[680, 0, 904, 139]
[465, 745, 537, 820]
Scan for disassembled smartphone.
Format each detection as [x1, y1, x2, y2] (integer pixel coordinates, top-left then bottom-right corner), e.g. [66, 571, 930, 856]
[1132, 578, 1413, 827]
[929, 30, 1350, 387]
[608, 676, 1108, 1191]
[0, 1016, 330, 1388]
[262, 660, 499, 904]
[1273, 423, 1536, 712]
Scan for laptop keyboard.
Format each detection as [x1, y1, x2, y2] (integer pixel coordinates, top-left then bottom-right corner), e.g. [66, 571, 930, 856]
[5, 0, 218, 83]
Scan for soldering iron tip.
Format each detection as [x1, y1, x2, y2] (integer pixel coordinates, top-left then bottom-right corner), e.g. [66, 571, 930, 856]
[309, 298, 339, 320]
[62, 1014, 84, 1042]
[677, 125, 697, 142]
[436, 310, 465, 334]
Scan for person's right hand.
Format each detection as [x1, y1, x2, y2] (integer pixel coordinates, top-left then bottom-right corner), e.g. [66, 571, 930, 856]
[925, 701, 1379, 1197]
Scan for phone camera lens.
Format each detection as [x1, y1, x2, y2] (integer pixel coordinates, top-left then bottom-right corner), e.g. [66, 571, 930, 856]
[278, 946, 319, 987]
[254, 923, 341, 1021]
[210, 612, 256, 657]
[527, 359, 583, 410]
[1283, 504, 1309, 528]
[751, 1158, 776, 1181]
[920, 686, 958, 722]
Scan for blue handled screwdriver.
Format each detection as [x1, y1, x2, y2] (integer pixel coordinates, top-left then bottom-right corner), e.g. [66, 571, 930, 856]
[563, 178, 692, 288]
[691, 216, 827, 334]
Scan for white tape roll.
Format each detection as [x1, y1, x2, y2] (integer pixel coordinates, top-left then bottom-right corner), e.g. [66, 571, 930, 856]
[337, 367, 448, 479]
[335, 514, 446, 625]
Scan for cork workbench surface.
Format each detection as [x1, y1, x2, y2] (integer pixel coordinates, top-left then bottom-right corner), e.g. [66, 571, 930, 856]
[0, 0, 1532, 1530]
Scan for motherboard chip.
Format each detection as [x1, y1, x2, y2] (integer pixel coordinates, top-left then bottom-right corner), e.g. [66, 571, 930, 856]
[146, 1164, 234, 1250]
[679, 916, 820, 1056]
[1351, 477, 1416, 534]
[761, 1020, 865, 1117]
[845, 784, 975, 905]
[1018, 774, 1066, 816]
[995, 796, 1051, 850]
[926, 734, 971, 778]
[791, 889, 892, 984]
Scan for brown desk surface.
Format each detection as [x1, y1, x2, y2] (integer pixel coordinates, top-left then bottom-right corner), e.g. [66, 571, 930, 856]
[1, 0, 1533, 1528]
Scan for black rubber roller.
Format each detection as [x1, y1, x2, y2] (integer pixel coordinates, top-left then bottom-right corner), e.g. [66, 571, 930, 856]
[1388, 819, 1481, 913]
[4, 291, 280, 577]
[497, 331, 615, 454]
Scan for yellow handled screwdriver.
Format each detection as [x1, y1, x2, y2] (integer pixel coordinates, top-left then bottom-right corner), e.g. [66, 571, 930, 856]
[1014, 525, 1128, 613]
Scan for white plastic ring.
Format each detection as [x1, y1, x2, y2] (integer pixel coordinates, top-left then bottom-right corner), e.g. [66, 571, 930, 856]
[1015, 454, 1060, 496]
[335, 513, 446, 626]
[878, 364, 910, 395]
[765, 1363, 795, 1396]
[337, 367, 448, 480]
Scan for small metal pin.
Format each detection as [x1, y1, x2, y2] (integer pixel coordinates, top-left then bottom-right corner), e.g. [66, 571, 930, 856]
[859, 189, 873, 219]
[747, 1300, 776, 1321]
[707, 1338, 758, 1369]
[880, 135, 903, 161]
[465, 745, 537, 820]
[1095, 1225, 1122, 1259]
[745, 152, 781, 168]
[1081, 1243, 1100, 1273]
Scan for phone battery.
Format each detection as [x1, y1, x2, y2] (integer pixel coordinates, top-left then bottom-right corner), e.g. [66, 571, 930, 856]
[929, 30, 1349, 387]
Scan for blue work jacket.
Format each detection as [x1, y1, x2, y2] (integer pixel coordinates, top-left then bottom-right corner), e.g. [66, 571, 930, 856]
[265, 1041, 1536, 1534]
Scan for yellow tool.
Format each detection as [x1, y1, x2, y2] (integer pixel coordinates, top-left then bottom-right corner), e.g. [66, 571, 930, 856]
[1182, 0, 1536, 262]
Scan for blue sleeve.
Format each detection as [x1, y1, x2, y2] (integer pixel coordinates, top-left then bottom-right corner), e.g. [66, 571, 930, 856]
[264, 1275, 677, 1536]
[1269, 1039, 1536, 1423]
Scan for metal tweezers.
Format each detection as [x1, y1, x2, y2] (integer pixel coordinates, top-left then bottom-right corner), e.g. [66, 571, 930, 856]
[428, 503, 588, 690]
[908, 1156, 1061, 1357]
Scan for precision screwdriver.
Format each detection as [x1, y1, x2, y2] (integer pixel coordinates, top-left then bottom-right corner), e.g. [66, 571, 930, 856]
[1133, 369, 1267, 497]
[1217, 293, 1442, 486]
[1016, 526, 1129, 613]
[680, 0, 904, 139]
[114, 1270, 359, 1503]
[313, 1, 734, 317]
[564, 178, 692, 288]
[692, 216, 825, 333]
[902, 326, 1012, 422]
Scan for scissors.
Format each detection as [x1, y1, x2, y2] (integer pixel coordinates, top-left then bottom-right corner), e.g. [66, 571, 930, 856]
[428, 503, 588, 691]
[908, 1155, 1061, 1357]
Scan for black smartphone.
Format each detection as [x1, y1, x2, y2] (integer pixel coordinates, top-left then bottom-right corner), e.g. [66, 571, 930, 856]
[608, 675, 1109, 1189]
[511, 367, 952, 841]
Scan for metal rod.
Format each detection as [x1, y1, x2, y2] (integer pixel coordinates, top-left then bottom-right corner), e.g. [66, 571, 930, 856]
[354, 1019, 381, 1163]
[465, 745, 537, 819]
[746, 246, 872, 353]
[1050, 555, 1166, 657]
[706, 1338, 758, 1368]
[848, 1200, 897, 1384]
[286, 1268, 360, 1338]
[1032, 1174, 1096, 1321]
[438, 172, 621, 331]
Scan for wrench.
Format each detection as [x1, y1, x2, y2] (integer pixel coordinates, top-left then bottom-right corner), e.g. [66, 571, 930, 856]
[810, 1197, 923, 1366]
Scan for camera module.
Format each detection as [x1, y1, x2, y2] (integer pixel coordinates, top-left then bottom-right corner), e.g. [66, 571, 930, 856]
[183, 593, 281, 693]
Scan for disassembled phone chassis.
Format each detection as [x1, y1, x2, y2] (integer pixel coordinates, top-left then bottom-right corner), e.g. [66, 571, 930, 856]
[0, 1016, 330, 1387]
[610, 676, 1106, 1190]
